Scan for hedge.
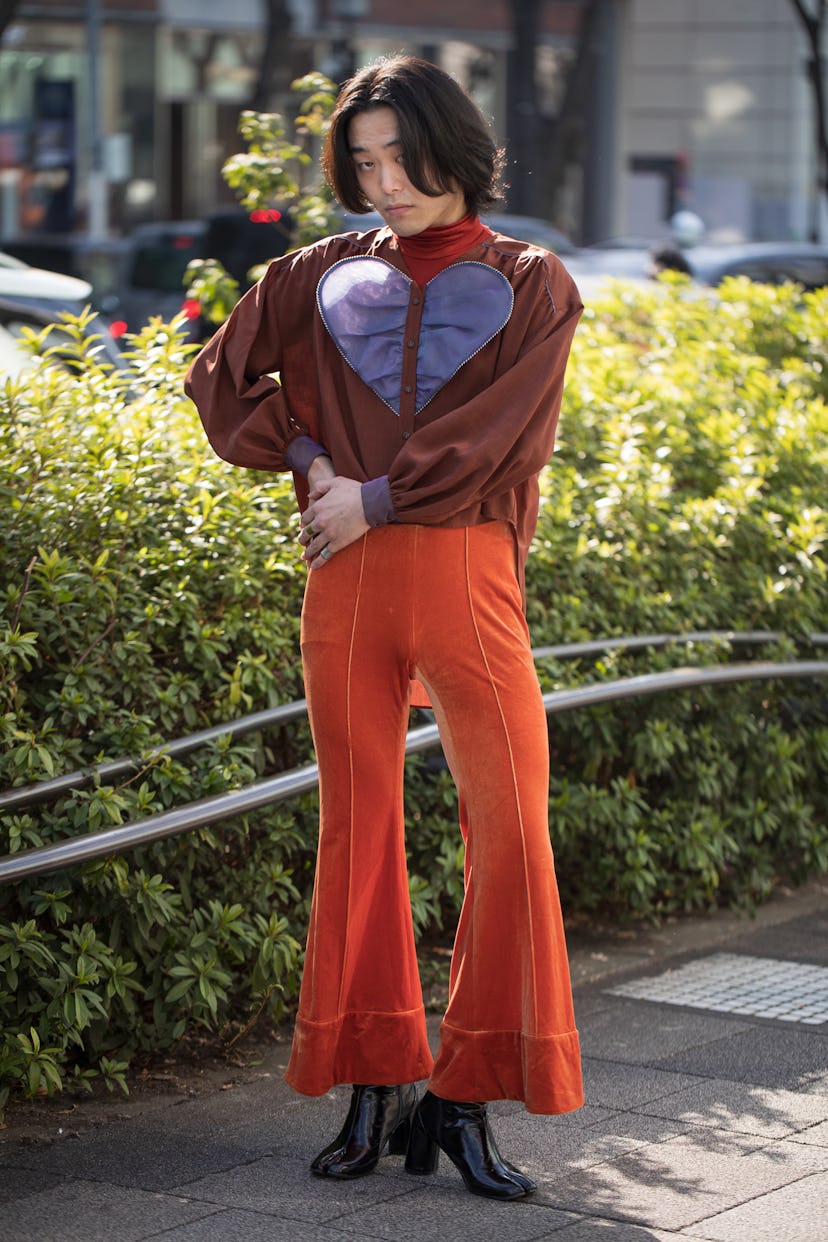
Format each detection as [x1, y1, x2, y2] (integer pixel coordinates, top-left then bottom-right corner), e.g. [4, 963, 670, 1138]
[0, 275, 826, 1113]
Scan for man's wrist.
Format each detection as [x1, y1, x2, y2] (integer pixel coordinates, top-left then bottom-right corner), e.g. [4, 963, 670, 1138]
[286, 435, 330, 477]
[361, 476, 395, 527]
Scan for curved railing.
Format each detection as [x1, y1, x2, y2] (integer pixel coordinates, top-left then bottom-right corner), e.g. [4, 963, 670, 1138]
[2, 629, 819, 816]
[1, 631, 826, 884]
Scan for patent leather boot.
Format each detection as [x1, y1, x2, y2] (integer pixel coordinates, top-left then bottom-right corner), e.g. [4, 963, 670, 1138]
[404, 1090, 536, 1200]
[310, 1083, 418, 1179]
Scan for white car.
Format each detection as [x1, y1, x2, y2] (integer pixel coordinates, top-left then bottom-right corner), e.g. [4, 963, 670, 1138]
[564, 240, 828, 299]
[0, 250, 123, 376]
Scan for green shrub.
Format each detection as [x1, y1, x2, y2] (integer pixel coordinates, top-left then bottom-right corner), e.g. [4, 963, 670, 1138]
[0, 315, 310, 1115]
[0, 276, 826, 1114]
[186, 74, 341, 324]
[526, 274, 828, 916]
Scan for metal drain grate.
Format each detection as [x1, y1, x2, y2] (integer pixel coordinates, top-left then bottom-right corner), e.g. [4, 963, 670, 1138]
[607, 953, 828, 1025]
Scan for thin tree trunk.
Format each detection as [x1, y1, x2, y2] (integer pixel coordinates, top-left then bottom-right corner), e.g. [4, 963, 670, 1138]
[0, 0, 21, 44]
[505, 0, 543, 216]
[250, 0, 293, 114]
[789, 0, 828, 239]
[542, 0, 602, 231]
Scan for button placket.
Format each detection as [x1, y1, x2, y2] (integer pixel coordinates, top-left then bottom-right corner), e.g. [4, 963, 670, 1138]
[399, 287, 423, 439]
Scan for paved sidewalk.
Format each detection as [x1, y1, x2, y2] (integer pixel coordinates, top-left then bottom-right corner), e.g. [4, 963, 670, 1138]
[2, 881, 827, 1241]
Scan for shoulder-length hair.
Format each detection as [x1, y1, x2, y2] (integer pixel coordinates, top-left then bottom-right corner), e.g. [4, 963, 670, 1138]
[321, 55, 504, 215]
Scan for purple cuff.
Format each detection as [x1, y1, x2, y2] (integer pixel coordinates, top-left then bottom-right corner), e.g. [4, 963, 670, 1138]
[285, 435, 330, 477]
[361, 476, 395, 527]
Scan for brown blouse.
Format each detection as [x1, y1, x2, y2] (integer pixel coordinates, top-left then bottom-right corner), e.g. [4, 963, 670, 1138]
[184, 224, 583, 596]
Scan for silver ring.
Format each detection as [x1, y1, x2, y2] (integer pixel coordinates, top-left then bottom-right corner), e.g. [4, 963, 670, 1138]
[319, 546, 333, 561]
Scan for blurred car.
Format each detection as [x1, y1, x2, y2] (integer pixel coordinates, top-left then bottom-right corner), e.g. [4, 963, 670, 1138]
[686, 242, 828, 291]
[2, 209, 293, 338]
[0, 235, 131, 320]
[336, 209, 576, 255]
[482, 212, 576, 255]
[110, 212, 292, 334]
[565, 240, 828, 298]
[0, 250, 124, 377]
[0, 247, 96, 317]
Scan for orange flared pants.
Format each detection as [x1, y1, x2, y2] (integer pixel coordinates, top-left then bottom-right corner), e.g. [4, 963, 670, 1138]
[284, 522, 583, 1115]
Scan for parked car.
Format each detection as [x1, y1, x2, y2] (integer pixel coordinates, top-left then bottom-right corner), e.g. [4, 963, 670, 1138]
[0, 248, 95, 317]
[0, 235, 130, 315]
[482, 212, 576, 255]
[107, 211, 292, 334]
[336, 208, 576, 255]
[2, 209, 293, 337]
[685, 242, 828, 291]
[565, 240, 828, 298]
[0, 250, 124, 377]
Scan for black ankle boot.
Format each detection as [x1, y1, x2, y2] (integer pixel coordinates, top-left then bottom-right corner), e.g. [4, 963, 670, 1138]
[405, 1090, 536, 1200]
[310, 1083, 418, 1179]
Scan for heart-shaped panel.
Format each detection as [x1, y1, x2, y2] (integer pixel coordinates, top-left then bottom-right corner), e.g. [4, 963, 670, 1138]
[317, 257, 513, 415]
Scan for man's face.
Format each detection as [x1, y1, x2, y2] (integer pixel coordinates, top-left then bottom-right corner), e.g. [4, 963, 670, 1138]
[346, 105, 467, 237]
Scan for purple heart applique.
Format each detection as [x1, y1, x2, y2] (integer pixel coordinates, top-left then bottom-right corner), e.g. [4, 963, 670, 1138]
[316, 257, 513, 415]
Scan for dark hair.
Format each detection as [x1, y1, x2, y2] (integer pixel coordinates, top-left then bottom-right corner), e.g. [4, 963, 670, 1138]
[649, 244, 692, 275]
[321, 55, 504, 215]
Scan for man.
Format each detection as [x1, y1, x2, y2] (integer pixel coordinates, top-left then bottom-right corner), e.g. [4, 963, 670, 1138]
[186, 54, 584, 1201]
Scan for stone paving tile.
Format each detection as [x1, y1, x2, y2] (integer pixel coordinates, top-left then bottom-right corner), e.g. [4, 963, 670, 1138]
[785, 1119, 828, 1147]
[651, 1025, 828, 1092]
[538, 1128, 825, 1232]
[1, 1126, 269, 1192]
[180, 1102, 327, 1163]
[92, 1076, 335, 1157]
[729, 912, 828, 968]
[328, 1183, 579, 1242]
[167, 1152, 419, 1224]
[551, 1221, 713, 1241]
[569, 988, 622, 1019]
[0, 1179, 216, 1242]
[147, 1206, 378, 1242]
[579, 999, 751, 1065]
[496, 1109, 691, 1186]
[690, 1170, 828, 1242]
[0, 1162, 66, 1204]
[581, 1060, 703, 1112]
[608, 954, 828, 1026]
[797, 1070, 828, 1097]
[639, 1079, 828, 1140]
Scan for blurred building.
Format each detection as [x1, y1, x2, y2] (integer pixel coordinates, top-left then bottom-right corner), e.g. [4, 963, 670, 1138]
[0, 0, 824, 244]
[614, 0, 823, 245]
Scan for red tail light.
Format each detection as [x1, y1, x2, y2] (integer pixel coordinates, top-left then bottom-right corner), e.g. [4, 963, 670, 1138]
[249, 208, 282, 224]
[181, 298, 202, 320]
[109, 319, 128, 338]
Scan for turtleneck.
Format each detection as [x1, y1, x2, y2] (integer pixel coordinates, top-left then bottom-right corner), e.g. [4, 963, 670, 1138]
[396, 212, 492, 286]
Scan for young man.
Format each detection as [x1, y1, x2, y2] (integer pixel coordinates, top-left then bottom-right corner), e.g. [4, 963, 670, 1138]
[186, 54, 584, 1201]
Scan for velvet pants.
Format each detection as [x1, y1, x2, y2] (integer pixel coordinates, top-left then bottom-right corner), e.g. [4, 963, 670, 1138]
[284, 522, 583, 1115]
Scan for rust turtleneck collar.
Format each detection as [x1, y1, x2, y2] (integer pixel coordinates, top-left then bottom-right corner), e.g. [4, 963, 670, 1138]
[396, 212, 493, 286]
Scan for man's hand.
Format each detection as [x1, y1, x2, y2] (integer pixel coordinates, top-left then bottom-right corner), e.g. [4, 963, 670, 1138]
[299, 476, 369, 567]
[307, 454, 336, 492]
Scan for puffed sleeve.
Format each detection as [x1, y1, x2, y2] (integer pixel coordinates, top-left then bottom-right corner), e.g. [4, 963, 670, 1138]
[184, 260, 311, 473]
[369, 254, 583, 524]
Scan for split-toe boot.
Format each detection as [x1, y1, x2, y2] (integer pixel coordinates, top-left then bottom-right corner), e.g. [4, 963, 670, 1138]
[310, 1083, 418, 1179]
[404, 1089, 537, 1200]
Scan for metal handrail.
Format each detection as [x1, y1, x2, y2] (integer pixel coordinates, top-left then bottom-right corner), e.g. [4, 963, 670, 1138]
[1, 657, 826, 884]
[532, 629, 828, 661]
[0, 700, 309, 815]
[3, 629, 824, 816]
